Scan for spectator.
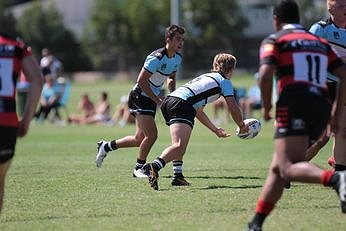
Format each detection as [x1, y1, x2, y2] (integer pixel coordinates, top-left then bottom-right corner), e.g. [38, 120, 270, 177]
[109, 95, 135, 127]
[40, 48, 63, 80]
[211, 97, 230, 125]
[68, 93, 95, 124]
[239, 73, 261, 118]
[68, 92, 110, 125]
[34, 74, 61, 122]
[16, 72, 31, 118]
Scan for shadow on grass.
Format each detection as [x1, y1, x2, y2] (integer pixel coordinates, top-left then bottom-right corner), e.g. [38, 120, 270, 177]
[162, 175, 263, 180]
[199, 185, 262, 190]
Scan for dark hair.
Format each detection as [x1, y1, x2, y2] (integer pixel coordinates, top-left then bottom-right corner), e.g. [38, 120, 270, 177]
[101, 91, 108, 100]
[273, 0, 300, 24]
[165, 25, 186, 40]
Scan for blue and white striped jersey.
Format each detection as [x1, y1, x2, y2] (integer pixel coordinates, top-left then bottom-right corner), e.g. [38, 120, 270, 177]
[134, 47, 182, 97]
[309, 18, 346, 82]
[169, 72, 234, 110]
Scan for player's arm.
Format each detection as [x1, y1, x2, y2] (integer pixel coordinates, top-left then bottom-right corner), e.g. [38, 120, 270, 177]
[195, 107, 229, 138]
[167, 73, 176, 93]
[19, 55, 43, 137]
[258, 64, 275, 121]
[224, 96, 247, 134]
[137, 68, 162, 105]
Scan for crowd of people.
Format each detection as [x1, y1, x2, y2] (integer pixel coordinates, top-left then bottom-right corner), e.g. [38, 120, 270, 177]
[1, 1, 346, 230]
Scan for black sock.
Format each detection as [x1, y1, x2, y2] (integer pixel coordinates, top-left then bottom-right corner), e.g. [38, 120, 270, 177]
[335, 164, 346, 171]
[330, 173, 340, 188]
[153, 157, 165, 172]
[135, 159, 146, 170]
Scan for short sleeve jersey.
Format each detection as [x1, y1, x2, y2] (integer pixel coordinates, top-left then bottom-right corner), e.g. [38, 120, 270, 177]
[169, 72, 234, 110]
[135, 48, 182, 97]
[259, 24, 343, 96]
[309, 18, 346, 81]
[0, 34, 32, 127]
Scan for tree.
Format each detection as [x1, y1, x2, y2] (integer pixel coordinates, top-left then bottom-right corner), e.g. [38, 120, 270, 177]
[181, 0, 248, 70]
[298, 0, 327, 28]
[17, 1, 91, 71]
[82, 0, 169, 71]
[0, 1, 18, 37]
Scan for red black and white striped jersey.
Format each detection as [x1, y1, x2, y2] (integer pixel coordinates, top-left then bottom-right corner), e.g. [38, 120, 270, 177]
[259, 24, 344, 95]
[0, 33, 32, 127]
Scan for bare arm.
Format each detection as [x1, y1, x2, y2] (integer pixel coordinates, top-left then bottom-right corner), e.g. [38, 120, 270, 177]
[196, 107, 229, 138]
[19, 56, 43, 137]
[224, 96, 247, 134]
[137, 68, 162, 105]
[258, 64, 275, 121]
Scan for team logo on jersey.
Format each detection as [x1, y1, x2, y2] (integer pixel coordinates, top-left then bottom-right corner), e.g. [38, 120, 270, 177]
[161, 63, 167, 70]
[260, 44, 274, 56]
[333, 31, 340, 39]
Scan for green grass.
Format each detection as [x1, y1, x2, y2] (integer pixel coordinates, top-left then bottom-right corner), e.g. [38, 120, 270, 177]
[0, 76, 345, 231]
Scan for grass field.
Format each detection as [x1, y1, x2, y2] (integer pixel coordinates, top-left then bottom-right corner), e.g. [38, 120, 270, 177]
[0, 75, 345, 231]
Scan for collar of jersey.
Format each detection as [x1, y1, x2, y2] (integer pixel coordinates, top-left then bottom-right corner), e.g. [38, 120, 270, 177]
[282, 24, 304, 30]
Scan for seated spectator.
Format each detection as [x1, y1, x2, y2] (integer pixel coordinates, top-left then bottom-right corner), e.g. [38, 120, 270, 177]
[34, 74, 61, 121]
[68, 92, 110, 125]
[68, 93, 95, 124]
[211, 97, 230, 125]
[109, 95, 135, 127]
[239, 73, 261, 119]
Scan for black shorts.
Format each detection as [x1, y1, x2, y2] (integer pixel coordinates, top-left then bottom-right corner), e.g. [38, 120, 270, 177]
[274, 84, 331, 144]
[161, 96, 196, 128]
[128, 89, 157, 118]
[0, 126, 18, 163]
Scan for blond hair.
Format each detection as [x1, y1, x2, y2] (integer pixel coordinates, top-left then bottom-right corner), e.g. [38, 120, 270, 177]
[212, 53, 237, 74]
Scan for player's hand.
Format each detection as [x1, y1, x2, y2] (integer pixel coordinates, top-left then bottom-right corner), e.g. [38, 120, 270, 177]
[17, 120, 30, 138]
[215, 127, 230, 138]
[238, 123, 249, 135]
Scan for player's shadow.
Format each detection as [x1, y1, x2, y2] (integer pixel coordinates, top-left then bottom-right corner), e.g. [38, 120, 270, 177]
[162, 175, 263, 189]
[163, 175, 263, 180]
[198, 185, 262, 190]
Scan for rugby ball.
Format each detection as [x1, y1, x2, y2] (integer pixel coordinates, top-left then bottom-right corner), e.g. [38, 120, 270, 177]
[236, 118, 261, 139]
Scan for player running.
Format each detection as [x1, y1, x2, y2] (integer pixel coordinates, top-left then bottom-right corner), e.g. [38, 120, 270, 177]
[0, 32, 43, 212]
[95, 25, 186, 183]
[246, 1, 346, 230]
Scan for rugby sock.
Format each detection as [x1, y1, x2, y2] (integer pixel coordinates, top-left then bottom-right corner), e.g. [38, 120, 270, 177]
[335, 164, 346, 171]
[104, 140, 118, 152]
[152, 157, 165, 172]
[135, 158, 146, 170]
[250, 199, 274, 227]
[321, 170, 334, 186]
[172, 160, 183, 177]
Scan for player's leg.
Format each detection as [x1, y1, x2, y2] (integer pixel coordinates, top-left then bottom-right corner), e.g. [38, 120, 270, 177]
[167, 123, 192, 186]
[334, 109, 346, 171]
[305, 128, 330, 161]
[131, 114, 157, 177]
[0, 161, 12, 212]
[143, 123, 192, 190]
[248, 136, 307, 230]
[95, 117, 145, 168]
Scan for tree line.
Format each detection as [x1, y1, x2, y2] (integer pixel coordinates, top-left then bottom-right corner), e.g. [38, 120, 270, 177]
[1, 0, 326, 75]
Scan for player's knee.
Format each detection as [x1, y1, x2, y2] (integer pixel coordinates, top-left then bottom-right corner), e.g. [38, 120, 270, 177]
[172, 143, 186, 155]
